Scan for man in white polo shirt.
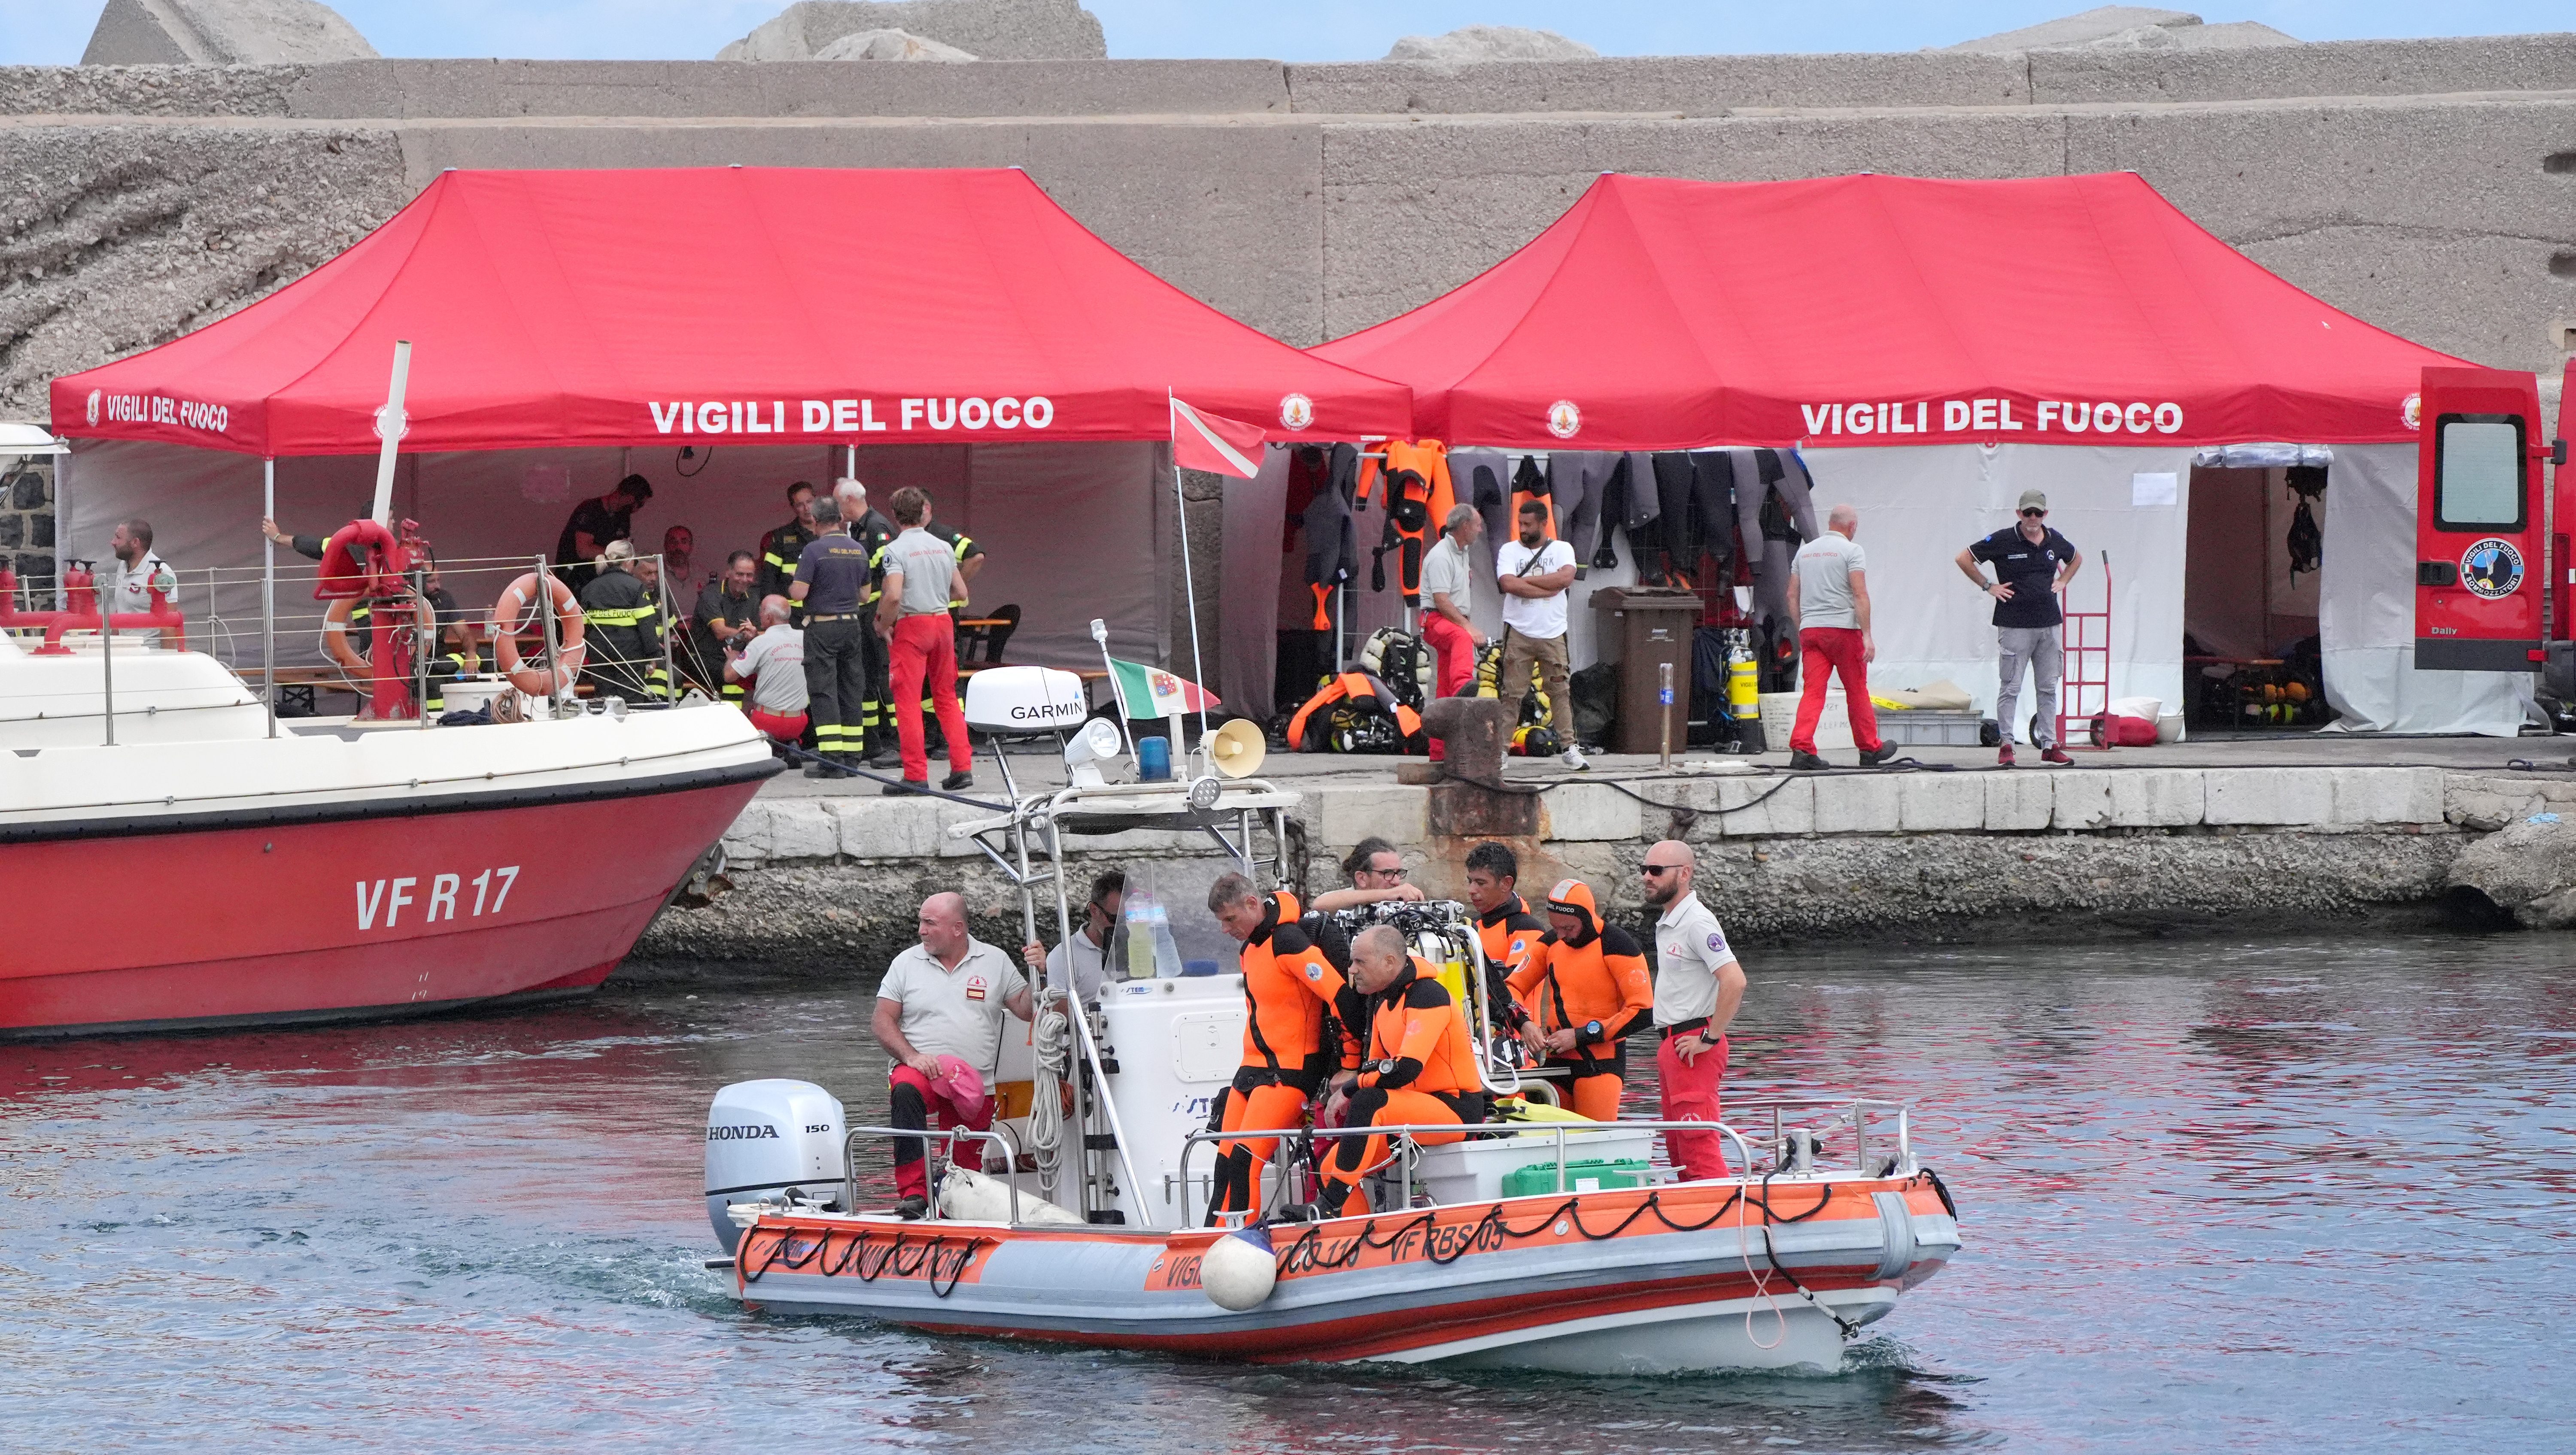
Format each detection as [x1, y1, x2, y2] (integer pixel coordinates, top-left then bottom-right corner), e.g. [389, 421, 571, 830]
[1640, 839, 1744, 1181]
[872, 891, 1034, 1217]
[1418, 504, 1485, 762]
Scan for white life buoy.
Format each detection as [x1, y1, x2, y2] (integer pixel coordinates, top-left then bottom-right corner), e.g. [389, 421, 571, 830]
[490, 572, 586, 696]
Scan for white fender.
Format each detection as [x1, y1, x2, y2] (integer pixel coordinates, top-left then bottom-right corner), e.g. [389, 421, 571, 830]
[935, 1166, 1084, 1225]
[1200, 1223, 1278, 1311]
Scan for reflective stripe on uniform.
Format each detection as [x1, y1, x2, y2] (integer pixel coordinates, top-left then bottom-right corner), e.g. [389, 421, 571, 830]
[584, 605, 659, 627]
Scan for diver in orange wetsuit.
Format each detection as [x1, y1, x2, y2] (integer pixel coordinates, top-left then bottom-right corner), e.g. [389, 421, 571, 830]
[1507, 878, 1653, 1122]
[1313, 925, 1485, 1218]
[1206, 873, 1359, 1221]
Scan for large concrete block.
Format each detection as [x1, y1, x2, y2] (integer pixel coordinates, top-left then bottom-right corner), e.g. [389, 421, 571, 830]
[2329, 767, 2445, 826]
[2050, 772, 2112, 830]
[1312, 783, 1428, 849]
[758, 797, 843, 859]
[2204, 768, 2335, 826]
[1812, 774, 1902, 834]
[1285, 51, 2029, 118]
[717, 0, 1107, 62]
[1711, 774, 1813, 837]
[2107, 768, 2205, 827]
[833, 795, 949, 858]
[720, 800, 778, 863]
[1900, 772, 1987, 832]
[2031, 33, 2576, 106]
[1542, 781, 1641, 842]
[1983, 773, 2054, 831]
[83, 0, 377, 67]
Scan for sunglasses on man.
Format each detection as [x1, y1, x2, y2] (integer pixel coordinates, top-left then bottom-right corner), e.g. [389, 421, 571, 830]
[2019, 507, 2046, 518]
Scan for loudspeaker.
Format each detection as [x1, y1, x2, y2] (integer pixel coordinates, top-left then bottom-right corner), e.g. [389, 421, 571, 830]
[1206, 718, 1266, 779]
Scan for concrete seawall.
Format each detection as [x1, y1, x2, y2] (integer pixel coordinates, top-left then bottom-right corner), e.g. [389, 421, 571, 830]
[637, 757, 2557, 968]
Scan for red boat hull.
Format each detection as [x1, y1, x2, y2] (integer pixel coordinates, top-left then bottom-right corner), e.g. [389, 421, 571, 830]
[0, 764, 771, 1037]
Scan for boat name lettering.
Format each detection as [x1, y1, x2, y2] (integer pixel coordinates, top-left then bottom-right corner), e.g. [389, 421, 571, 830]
[644, 396, 1054, 437]
[1276, 1215, 1509, 1276]
[707, 1125, 781, 1141]
[354, 865, 519, 931]
[1160, 1253, 1200, 1289]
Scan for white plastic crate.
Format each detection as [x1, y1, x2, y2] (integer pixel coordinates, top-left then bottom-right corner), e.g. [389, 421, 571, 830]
[1877, 710, 1985, 746]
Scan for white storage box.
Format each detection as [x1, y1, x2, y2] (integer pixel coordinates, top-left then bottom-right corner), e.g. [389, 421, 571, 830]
[1411, 1125, 1661, 1206]
[1759, 689, 1851, 753]
[1877, 710, 1985, 746]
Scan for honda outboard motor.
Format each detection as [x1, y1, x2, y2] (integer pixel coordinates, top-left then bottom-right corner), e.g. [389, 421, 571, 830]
[705, 1079, 845, 1253]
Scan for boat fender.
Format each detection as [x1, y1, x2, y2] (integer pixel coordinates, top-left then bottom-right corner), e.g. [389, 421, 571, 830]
[936, 1166, 1084, 1226]
[1201, 1223, 1277, 1311]
[490, 572, 587, 696]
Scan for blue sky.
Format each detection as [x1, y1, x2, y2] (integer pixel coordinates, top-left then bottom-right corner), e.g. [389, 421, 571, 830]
[1, 1, 2563, 64]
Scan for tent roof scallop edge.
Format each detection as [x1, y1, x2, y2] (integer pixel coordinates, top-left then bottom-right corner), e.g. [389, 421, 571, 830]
[1311, 171, 2466, 452]
[50, 167, 1414, 457]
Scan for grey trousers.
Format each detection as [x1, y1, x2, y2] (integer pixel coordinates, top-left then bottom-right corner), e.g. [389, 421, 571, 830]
[1996, 626, 2064, 747]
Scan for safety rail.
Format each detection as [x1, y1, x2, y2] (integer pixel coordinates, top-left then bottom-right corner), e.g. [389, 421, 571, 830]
[1176, 1118, 1795, 1228]
[5, 550, 699, 739]
[840, 1123, 1026, 1227]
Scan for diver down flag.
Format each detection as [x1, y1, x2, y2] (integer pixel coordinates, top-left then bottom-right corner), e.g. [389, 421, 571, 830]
[1108, 658, 1220, 718]
[1170, 395, 1265, 478]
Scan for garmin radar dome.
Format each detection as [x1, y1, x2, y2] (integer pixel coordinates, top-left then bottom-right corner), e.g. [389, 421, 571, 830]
[964, 665, 1088, 736]
[705, 1079, 846, 1252]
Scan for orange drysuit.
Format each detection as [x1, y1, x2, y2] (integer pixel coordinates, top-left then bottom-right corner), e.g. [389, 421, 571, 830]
[1318, 958, 1483, 1216]
[1210, 890, 1360, 1218]
[1507, 879, 1653, 1122]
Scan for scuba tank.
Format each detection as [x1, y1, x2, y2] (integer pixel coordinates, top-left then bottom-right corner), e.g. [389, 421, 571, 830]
[1723, 628, 1766, 754]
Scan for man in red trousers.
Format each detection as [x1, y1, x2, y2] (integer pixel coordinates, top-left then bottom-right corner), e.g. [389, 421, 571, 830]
[1786, 503, 1898, 770]
[873, 487, 975, 795]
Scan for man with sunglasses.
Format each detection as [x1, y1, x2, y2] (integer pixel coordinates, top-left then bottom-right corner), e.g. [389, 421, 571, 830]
[1021, 870, 1124, 1005]
[1639, 840, 1742, 1181]
[1956, 489, 2083, 766]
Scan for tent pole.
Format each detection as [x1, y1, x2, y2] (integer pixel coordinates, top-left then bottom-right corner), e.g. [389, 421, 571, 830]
[263, 457, 276, 739]
[1173, 451, 1210, 752]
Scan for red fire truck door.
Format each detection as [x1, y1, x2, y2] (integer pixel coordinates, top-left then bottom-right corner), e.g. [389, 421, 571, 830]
[2413, 366, 2548, 672]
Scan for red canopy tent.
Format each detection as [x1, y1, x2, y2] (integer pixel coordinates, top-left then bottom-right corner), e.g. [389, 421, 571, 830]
[1312, 171, 2454, 450]
[1307, 172, 2506, 735]
[44, 168, 1411, 688]
[52, 167, 1411, 453]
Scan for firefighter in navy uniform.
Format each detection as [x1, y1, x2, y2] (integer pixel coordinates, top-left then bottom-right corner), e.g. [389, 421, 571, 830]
[838, 481, 899, 766]
[1205, 873, 1361, 1222]
[788, 495, 874, 774]
[1507, 878, 1654, 1122]
[756, 481, 821, 620]
[1463, 840, 1544, 1046]
[1312, 924, 1483, 1219]
[577, 540, 670, 703]
[869, 514, 984, 766]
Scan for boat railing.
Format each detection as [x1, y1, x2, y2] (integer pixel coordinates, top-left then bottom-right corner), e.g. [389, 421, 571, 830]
[1174, 1119, 1773, 1227]
[841, 1123, 1026, 1226]
[1719, 1098, 1913, 1179]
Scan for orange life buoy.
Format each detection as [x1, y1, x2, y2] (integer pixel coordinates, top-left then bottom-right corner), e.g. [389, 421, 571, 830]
[490, 572, 586, 696]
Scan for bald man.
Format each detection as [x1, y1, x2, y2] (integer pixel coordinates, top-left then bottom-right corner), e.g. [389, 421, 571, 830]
[872, 891, 1035, 1217]
[1639, 840, 1745, 1181]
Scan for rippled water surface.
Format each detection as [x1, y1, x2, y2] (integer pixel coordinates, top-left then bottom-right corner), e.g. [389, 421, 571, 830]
[5, 933, 2571, 1451]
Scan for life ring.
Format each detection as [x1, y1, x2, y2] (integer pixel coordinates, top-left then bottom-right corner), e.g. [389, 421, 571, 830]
[322, 591, 431, 671]
[490, 572, 586, 696]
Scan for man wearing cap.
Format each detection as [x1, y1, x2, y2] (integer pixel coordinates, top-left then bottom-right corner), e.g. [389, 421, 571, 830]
[577, 537, 670, 703]
[1956, 490, 2083, 767]
[873, 891, 1036, 1220]
[1640, 840, 1744, 1181]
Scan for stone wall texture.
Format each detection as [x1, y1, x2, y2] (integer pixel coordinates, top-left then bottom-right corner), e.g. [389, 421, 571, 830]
[2, 36, 2570, 550]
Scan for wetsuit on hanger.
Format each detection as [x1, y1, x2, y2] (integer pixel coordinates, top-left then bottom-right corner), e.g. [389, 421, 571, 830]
[1375, 440, 1454, 605]
[1510, 456, 1555, 541]
[1451, 449, 1516, 548]
[1304, 445, 1359, 634]
[1735, 447, 1820, 652]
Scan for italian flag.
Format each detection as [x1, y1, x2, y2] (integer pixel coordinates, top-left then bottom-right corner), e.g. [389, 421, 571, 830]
[1108, 658, 1220, 718]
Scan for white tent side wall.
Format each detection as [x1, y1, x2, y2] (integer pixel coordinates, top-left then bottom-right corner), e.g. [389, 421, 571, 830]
[2315, 442, 2522, 736]
[1797, 443, 2193, 722]
[60, 438, 1166, 676]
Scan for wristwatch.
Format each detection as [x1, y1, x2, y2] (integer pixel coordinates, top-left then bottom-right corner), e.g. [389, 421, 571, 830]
[1584, 1019, 1603, 1043]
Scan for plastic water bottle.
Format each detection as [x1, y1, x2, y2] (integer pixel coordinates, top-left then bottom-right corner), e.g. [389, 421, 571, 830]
[1148, 899, 1185, 979]
[1123, 888, 1157, 981]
